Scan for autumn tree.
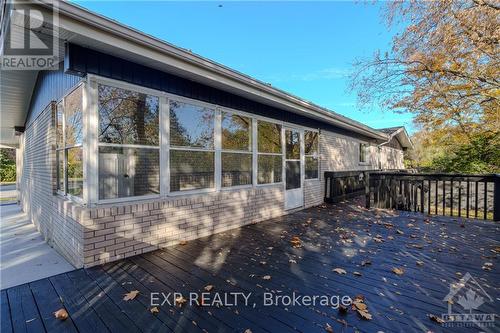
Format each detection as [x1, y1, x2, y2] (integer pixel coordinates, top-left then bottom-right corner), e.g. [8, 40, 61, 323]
[350, 0, 499, 172]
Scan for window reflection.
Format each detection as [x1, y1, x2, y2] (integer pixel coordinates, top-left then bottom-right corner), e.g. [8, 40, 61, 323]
[258, 155, 282, 184]
[67, 147, 83, 197]
[222, 153, 252, 187]
[65, 86, 83, 146]
[170, 101, 214, 148]
[98, 84, 159, 146]
[222, 112, 252, 151]
[170, 150, 214, 191]
[98, 147, 160, 199]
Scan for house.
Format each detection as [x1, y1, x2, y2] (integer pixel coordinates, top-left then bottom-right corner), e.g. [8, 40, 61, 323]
[1, 1, 412, 268]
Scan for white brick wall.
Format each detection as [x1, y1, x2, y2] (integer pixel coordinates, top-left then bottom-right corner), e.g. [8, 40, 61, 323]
[18, 103, 85, 268]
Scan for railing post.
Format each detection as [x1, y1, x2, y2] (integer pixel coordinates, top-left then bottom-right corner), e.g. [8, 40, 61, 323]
[365, 172, 370, 209]
[494, 174, 500, 222]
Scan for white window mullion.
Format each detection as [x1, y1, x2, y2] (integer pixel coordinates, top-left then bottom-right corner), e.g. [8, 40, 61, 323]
[160, 96, 169, 196]
[87, 78, 99, 205]
[252, 118, 257, 187]
[215, 108, 222, 191]
[82, 82, 89, 204]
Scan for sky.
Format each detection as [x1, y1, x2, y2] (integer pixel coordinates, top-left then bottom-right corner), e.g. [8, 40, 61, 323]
[74, 1, 415, 132]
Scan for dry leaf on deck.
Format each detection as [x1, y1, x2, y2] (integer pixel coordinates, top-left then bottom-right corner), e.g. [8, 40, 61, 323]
[150, 306, 160, 314]
[175, 295, 187, 307]
[332, 268, 347, 275]
[357, 309, 372, 320]
[262, 275, 272, 280]
[204, 284, 214, 292]
[325, 323, 334, 332]
[416, 261, 424, 266]
[429, 314, 445, 324]
[179, 240, 188, 245]
[353, 271, 362, 276]
[53, 308, 68, 321]
[392, 267, 405, 275]
[123, 290, 139, 301]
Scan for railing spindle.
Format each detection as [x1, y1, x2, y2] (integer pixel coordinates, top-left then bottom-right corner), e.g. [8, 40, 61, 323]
[475, 181, 479, 218]
[435, 180, 438, 214]
[450, 180, 454, 216]
[428, 179, 431, 214]
[484, 181, 488, 220]
[442, 180, 446, 216]
[458, 183, 462, 217]
[466, 181, 470, 218]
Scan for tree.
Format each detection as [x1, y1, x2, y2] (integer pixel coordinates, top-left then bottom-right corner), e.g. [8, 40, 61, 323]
[350, 0, 499, 139]
[0, 149, 16, 182]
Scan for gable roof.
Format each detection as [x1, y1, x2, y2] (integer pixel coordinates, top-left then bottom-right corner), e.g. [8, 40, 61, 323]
[378, 126, 413, 149]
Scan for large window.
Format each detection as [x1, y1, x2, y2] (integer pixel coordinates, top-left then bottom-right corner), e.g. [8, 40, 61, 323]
[56, 85, 83, 199]
[359, 143, 368, 163]
[169, 100, 215, 191]
[257, 121, 282, 184]
[221, 111, 252, 187]
[97, 84, 160, 200]
[304, 130, 319, 179]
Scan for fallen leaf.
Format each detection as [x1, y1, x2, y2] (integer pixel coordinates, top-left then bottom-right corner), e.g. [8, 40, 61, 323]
[290, 236, 302, 248]
[416, 261, 424, 266]
[204, 284, 214, 292]
[332, 268, 347, 275]
[175, 296, 187, 307]
[179, 240, 188, 245]
[53, 308, 68, 321]
[396, 229, 404, 235]
[392, 267, 405, 275]
[353, 302, 367, 311]
[325, 323, 334, 332]
[262, 275, 272, 280]
[429, 314, 445, 324]
[150, 306, 160, 314]
[353, 271, 362, 276]
[123, 290, 139, 301]
[357, 309, 372, 320]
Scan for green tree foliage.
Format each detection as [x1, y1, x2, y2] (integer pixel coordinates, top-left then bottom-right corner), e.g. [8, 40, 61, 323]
[428, 132, 500, 173]
[0, 149, 16, 182]
[350, 0, 499, 174]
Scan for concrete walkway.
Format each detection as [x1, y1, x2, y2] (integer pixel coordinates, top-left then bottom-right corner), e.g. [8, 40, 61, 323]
[0, 203, 74, 290]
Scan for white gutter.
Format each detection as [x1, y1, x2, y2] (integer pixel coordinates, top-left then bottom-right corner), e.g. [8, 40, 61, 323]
[40, 0, 388, 140]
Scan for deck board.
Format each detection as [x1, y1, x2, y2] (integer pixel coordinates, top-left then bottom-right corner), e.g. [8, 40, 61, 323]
[1, 199, 498, 333]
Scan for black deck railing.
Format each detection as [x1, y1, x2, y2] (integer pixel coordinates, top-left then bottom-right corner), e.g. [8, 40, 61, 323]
[365, 172, 500, 221]
[324, 170, 412, 204]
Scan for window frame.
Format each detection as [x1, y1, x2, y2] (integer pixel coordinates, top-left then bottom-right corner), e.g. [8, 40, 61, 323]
[55, 83, 85, 203]
[304, 129, 320, 180]
[256, 119, 285, 186]
[85, 74, 321, 205]
[359, 142, 369, 165]
[95, 81, 163, 204]
[219, 108, 254, 190]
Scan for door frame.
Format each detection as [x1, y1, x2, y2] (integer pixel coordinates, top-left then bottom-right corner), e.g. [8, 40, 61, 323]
[284, 126, 305, 210]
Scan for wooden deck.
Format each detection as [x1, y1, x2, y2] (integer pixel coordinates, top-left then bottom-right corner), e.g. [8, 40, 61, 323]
[1, 199, 499, 333]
